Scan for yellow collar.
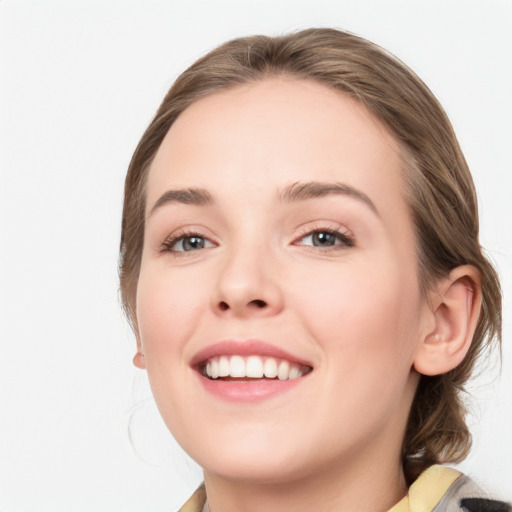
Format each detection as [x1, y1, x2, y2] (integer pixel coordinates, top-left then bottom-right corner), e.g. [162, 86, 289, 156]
[388, 465, 461, 512]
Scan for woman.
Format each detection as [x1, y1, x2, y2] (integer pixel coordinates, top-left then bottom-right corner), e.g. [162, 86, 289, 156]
[119, 29, 508, 511]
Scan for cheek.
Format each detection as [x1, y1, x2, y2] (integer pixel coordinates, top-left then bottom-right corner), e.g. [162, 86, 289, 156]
[135, 263, 209, 429]
[293, 255, 422, 368]
[135, 262, 209, 360]
[293, 259, 422, 431]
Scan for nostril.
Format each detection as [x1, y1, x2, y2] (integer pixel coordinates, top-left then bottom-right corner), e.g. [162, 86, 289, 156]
[217, 299, 268, 312]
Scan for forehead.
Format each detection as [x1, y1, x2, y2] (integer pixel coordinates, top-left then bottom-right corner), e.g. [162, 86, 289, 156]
[147, 77, 407, 217]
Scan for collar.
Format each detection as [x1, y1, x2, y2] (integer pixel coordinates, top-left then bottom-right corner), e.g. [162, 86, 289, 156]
[389, 465, 461, 512]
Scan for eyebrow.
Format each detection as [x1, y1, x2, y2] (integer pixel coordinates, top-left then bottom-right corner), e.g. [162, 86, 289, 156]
[148, 181, 378, 217]
[279, 181, 379, 216]
[148, 187, 214, 217]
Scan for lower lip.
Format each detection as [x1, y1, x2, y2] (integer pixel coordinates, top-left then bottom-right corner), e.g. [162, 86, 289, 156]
[197, 374, 306, 402]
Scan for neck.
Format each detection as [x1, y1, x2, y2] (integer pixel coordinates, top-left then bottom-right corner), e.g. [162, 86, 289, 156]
[203, 450, 407, 512]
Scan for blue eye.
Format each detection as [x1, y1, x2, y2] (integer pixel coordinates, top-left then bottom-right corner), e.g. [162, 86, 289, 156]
[177, 236, 208, 251]
[162, 233, 215, 253]
[299, 229, 354, 248]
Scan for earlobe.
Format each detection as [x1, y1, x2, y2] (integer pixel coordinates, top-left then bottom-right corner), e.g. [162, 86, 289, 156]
[133, 331, 146, 370]
[413, 265, 482, 376]
[133, 351, 146, 369]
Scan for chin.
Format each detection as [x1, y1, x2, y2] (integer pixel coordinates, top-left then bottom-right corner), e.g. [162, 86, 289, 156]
[201, 451, 310, 485]
[177, 426, 309, 483]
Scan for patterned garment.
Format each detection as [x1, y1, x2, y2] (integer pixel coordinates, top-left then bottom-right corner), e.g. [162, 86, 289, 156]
[389, 465, 510, 512]
[178, 465, 511, 512]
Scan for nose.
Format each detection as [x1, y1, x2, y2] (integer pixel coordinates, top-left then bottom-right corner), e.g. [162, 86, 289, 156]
[211, 242, 284, 318]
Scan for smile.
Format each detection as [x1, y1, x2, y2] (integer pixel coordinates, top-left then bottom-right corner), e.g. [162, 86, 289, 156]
[202, 355, 312, 381]
[192, 340, 314, 402]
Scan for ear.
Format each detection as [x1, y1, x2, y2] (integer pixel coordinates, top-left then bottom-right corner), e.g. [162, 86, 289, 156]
[413, 265, 482, 376]
[133, 328, 146, 370]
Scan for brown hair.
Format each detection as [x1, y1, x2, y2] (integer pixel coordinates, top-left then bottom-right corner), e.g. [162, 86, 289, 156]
[119, 28, 502, 479]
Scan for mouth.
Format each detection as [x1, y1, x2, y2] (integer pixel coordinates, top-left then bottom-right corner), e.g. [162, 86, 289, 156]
[191, 340, 314, 401]
[200, 355, 312, 381]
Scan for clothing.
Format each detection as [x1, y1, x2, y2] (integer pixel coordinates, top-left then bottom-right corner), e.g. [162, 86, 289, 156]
[177, 465, 511, 512]
[388, 465, 510, 512]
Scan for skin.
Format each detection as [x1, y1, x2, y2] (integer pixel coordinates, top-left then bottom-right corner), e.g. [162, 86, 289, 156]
[133, 78, 479, 512]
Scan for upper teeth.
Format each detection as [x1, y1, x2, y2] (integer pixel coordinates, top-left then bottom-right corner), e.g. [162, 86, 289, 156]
[204, 355, 307, 381]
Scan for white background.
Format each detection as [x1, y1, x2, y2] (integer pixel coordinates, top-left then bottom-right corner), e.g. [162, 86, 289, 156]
[0, 1, 511, 510]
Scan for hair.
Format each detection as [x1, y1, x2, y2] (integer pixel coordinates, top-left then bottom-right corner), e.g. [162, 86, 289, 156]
[119, 28, 502, 482]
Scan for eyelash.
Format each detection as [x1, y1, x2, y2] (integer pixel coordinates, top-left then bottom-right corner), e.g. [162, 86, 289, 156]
[160, 226, 355, 256]
[293, 226, 355, 251]
[160, 229, 214, 256]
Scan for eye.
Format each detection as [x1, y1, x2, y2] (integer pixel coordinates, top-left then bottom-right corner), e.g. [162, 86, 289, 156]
[161, 232, 216, 253]
[296, 228, 354, 249]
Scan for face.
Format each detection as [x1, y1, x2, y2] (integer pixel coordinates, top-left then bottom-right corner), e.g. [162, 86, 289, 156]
[135, 78, 433, 484]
